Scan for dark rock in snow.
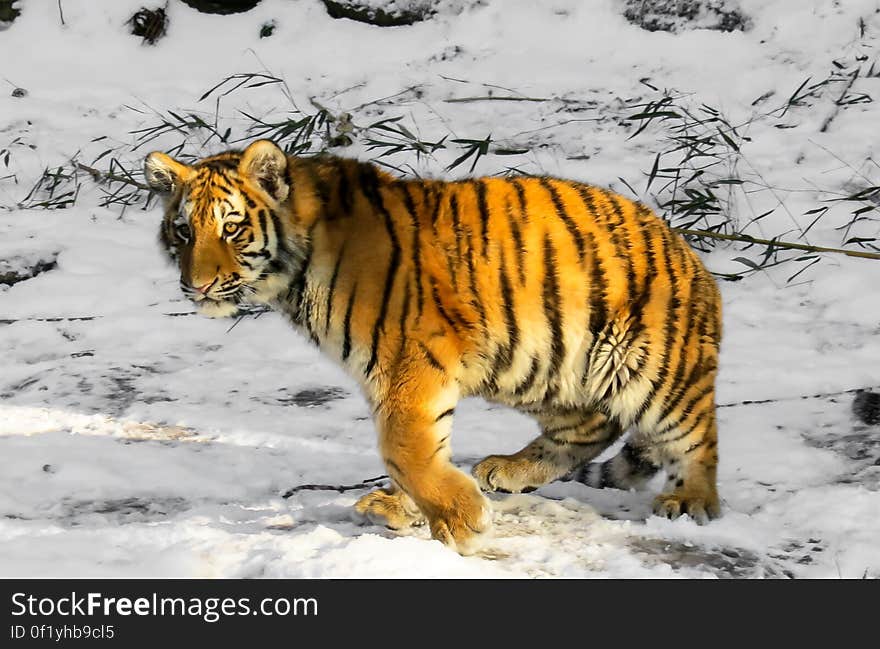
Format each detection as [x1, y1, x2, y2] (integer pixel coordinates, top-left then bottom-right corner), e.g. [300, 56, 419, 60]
[0, 0, 20, 26]
[259, 20, 276, 38]
[181, 0, 262, 14]
[321, 1, 435, 27]
[127, 7, 168, 45]
[623, 0, 750, 34]
[853, 391, 880, 426]
[0, 255, 58, 286]
[284, 387, 348, 407]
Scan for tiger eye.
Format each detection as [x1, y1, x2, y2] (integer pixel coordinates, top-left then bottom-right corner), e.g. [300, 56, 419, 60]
[224, 222, 239, 235]
[175, 222, 191, 241]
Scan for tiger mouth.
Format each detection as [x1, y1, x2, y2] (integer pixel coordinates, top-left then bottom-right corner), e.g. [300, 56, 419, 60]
[180, 272, 286, 316]
[181, 280, 246, 305]
[181, 284, 248, 318]
[191, 294, 242, 318]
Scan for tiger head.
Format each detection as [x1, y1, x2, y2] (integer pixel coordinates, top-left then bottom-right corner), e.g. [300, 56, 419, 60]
[144, 140, 297, 318]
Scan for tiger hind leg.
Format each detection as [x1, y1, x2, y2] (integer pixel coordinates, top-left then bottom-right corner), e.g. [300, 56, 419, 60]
[644, 385, 721, 524]
[473, 410, 623, 494]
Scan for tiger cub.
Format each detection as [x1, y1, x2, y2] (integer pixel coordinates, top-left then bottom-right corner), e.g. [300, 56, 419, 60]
[145, 140, 722, 554]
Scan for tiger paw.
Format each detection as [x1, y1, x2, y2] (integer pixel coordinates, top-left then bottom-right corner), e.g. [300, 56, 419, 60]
[422, 473, 493, 555]
[472, 455, 541, 494]
[354, 488, 425, 530]
[427, 497, 492, 556]
[652, 491, 721, 525]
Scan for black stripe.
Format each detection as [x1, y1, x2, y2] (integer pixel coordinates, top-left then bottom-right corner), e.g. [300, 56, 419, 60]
[324, 245, 345, 334]
[512, 177, 528, 218]
[449, 191, 463, 289]
[358, 161, 381, 203]
[360, 165, 401, 377]
[341, 285, 357, 362]
[638, 226, 688, 421]
[267, 206, 289, 260]
[491, 250, 519, 379]
[435, 408, 455, 421]
[430, 435, 450, 459]
[309, 161, 331, 208]
[575, 189, 608, 334]
[513, 356, 540, 397]
[658, 381, 714, 434]
[396, 280, 411, 363]
[566, 464, 589, 484]
[464, 225, 487, 330]
[336, 158, 352, 214]
[202, 158, 237, 171]
[543, 233, 565, 382]
[684, 438, 708, 454]
[421, 344, 446, 373]
[257, 209, 269, 250]
[429, 185, 442, 238]
[657, 345, 708, 428]
[611, 207, 656, 387]
[540, 178, 586, 262]
[602, 190, 637, 302]
[544, 416, 607, 439]
[599, 461, 613, 488]
[431, 279, 461, 332]
[675, 437, 708, 456]
[401, 183, 424, 318]
[505, 196, 527, 285]
[419, 341, 446, 373]
[510, 180, 532, 291]
[242, 250, 271, 260]
[654, 249, 705, 426]
[543, 422, 586, 437]
[450, 191, 463, 256]
[656, 410, 709, 445]
[584, 229, 608, 336]
[286, 247, 312, 324]
[295, 258, 316, 339]
[621, 442, 659, 477]
[475, 180, 491, 258]
[635, 203, 657, 312]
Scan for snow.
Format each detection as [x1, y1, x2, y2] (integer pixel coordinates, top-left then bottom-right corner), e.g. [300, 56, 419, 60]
[0, 0, 878, 578]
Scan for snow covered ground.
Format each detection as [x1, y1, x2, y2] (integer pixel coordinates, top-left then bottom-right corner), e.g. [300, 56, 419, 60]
[1, 0, 878, 578]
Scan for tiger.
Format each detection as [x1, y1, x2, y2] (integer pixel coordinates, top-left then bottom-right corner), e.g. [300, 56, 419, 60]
[144, 139, 723, 554]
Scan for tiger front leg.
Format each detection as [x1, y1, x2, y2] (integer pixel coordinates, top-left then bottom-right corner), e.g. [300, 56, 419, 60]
[372, 377, 491, 555]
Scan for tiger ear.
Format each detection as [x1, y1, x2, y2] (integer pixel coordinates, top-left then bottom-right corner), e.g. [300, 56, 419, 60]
[239, 139, 289, 202]
[144, 152, 192, 194]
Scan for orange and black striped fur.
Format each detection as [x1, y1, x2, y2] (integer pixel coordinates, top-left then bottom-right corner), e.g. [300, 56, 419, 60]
[145, 140, 723, 554]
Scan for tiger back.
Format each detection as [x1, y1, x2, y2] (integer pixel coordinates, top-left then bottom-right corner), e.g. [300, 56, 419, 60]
[145, 139, 722, 554]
